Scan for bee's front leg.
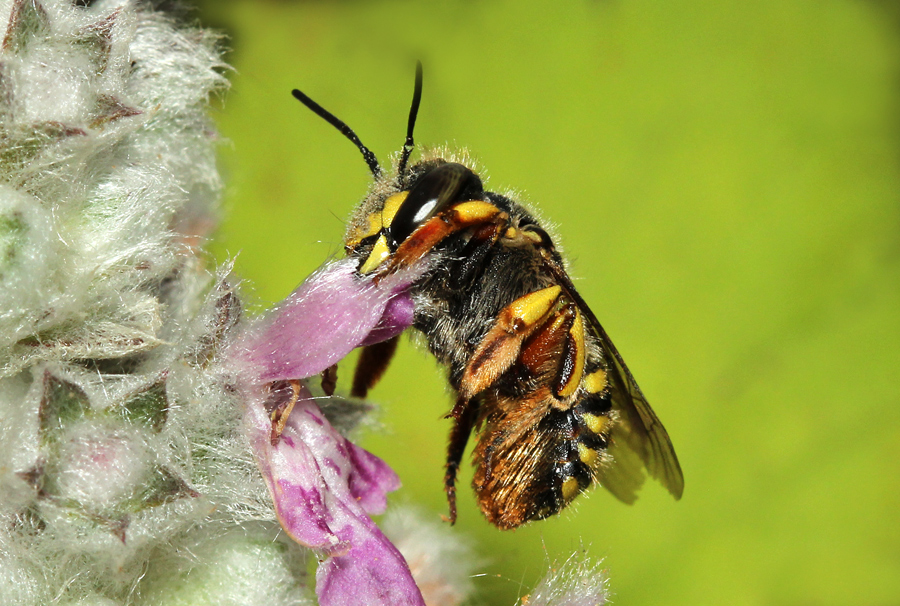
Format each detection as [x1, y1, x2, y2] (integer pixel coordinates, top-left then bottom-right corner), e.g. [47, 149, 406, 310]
[377, 201, 509, 279]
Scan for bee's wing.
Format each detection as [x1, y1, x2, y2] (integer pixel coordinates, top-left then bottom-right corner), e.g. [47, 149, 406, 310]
[544, 260, 685, 503]
[588, 312, 684, 503]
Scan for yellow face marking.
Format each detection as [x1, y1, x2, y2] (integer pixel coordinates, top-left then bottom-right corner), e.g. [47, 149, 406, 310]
[346, 212, 383, 248]
[452, 200, 501, 223]
[556, 308, 586, 398]
[507, 285, 562, 332]
[581, 412, 608, 435]
[577, 443, 600, 467]
[504, 227, 518, 239]
[583, 369, 607, 394]
[380, 191, 408, 229]
[561, 477, 580, 502]
[346, 192, 409, 247]
[359, 234, 390, 274]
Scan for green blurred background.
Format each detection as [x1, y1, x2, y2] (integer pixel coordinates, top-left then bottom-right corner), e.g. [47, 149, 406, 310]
[200, 1, 900, 604]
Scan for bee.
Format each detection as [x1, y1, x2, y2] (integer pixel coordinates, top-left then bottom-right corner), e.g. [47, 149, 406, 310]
[291, 64, 684, 529]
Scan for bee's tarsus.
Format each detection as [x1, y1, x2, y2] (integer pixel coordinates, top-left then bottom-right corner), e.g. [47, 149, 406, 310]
[444, 472, 459, 526]
[444, 397, 478, 523]
[448, 396, 469, 420]
[269, 379, 302, 446]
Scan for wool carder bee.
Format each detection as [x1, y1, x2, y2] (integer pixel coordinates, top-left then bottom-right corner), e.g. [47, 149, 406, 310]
[291, 65, 684, 529]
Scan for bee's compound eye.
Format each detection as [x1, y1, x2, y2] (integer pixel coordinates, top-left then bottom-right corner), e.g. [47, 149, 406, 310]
[387, 163, 483, 248]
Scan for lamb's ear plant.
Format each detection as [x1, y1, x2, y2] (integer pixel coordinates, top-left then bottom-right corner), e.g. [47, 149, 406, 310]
[0, 1, 610, 605]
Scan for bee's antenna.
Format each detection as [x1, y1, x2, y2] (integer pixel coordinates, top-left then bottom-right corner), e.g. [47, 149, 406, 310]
[291, 88, 382, 179]
[397, 61, 423, 178]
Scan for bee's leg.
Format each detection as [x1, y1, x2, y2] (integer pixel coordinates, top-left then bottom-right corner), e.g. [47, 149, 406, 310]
[449, 228, 498, 290]
[444, 396, 479, 525]
[379, 201, 508, 278]
[457, 286, 565, 401]
[552, 305, 586, 398]
[350, 335, 400, 398]
[268, 379, 301, 446]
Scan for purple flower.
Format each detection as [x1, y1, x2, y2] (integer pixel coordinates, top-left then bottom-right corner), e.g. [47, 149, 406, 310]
[235, 259, 419, 383]
[231, 259, 427, 606]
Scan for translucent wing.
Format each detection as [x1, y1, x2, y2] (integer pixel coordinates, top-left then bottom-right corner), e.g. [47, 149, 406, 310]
[589, 314, 684, 503]
[544, 259, 685, 503]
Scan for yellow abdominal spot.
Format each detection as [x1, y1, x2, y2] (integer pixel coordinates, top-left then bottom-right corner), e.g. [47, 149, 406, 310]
[583, 369, 607, 394]
[581, 412, 607, 435]
[561, 477, 580, 502]
[577, 443, 600, 467]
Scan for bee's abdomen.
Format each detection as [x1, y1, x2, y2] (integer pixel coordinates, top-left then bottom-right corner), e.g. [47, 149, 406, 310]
[543, 391, 615, 517]
[561, 389, 614, 498]
[473, 388, 613, 529]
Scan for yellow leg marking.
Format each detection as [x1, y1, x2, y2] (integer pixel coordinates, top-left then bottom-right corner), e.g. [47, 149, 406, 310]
[577, 443, 600, 467]
[459, 286, 563, 400]
[518, 304, 575, 387]
[452, 200, 503, 223]
[502, 226, 543, 246]
[508, 285, 562, 331]
[556, 308, 586, 398]
[561, 477, 580, 502]
[522, 230, 543, 244]
[581, 412, 608, 435]
[379, 191, 408, 229]
[359, 234, 391, 274]
[584, 369, 608, 394]
[375, 201, 506, 281]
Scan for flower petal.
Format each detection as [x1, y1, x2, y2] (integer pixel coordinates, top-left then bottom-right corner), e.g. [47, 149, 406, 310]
[232, 259, 422, 383]
[359, 290, 416, 347]
[246, 383, 424, 606]
[317, 525, 426, 606]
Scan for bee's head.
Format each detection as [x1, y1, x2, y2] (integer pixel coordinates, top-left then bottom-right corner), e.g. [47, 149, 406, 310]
[343, 158, 485, 273]
[292, 63, 493, 274]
